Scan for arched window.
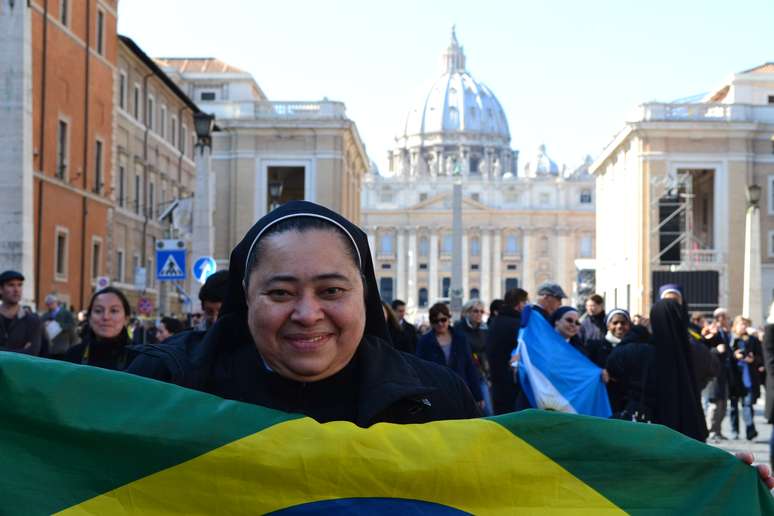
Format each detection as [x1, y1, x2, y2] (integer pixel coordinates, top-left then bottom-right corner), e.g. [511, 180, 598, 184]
[505, 234, 519, 255]
[379, 277, 394, 303]
[418, 288, 428, 308]
[380, 233, 394, 255]
[442, 234, 453, 255]
[470, 237, 480, 257]
[469, 288, 480, 300]
[419, 236, 429, 257]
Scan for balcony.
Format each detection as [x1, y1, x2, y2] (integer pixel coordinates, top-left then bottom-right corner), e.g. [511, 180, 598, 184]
[634, 103, 774, 124]
[202, 100, 347, 121]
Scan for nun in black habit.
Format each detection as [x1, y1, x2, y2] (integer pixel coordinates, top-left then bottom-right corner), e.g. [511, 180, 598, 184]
[650, 299, 709, 442]
[126, 201, 481, 426]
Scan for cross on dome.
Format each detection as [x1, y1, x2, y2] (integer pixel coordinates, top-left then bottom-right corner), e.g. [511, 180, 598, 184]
[443, 25, 466, 74]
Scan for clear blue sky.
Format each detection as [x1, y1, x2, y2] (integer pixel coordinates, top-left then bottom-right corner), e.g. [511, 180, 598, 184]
[118, 0, 774, 173]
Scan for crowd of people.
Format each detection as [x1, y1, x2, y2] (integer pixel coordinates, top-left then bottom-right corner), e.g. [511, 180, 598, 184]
[0, 268, 229, 369]
[0, 200, 773, 487]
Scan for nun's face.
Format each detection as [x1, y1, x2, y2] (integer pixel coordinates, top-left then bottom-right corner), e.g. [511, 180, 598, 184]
[608, 314, 631, 339]
[245, 229, 366, 382]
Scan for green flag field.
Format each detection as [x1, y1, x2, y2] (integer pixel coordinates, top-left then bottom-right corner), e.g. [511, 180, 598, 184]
[1, 352, 772, 515]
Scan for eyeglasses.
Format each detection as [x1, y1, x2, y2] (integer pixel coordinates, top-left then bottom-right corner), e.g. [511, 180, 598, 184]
[431, 317, 449, 324]
[470, 309, 485, 314]
[563, 318, 581, 326]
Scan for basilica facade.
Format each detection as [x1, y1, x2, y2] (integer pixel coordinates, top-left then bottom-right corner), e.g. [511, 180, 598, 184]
[361, 30, 596, 320]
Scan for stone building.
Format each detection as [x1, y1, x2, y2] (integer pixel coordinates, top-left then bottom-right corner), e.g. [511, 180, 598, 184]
[362, 30, 596, 321]
[112, 36, 200, 314]
[0, 0, 117, 310]
[156, 58, 370, 265]
[591, 63, 774, 320]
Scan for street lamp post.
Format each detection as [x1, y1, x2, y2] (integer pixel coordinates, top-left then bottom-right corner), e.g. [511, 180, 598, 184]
[190, 112, 216, 309]
[743, 183, 762, 325]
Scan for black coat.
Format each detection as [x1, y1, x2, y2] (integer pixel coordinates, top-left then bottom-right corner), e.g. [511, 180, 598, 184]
[389, 320, 418, 355]
[605, 326, 656, 418]
[126, 316, 481, 427]
[704, 333, 734, 401]
[485, 306, 521, 415]
[584, 336, 615, 368]
[763, 325, 774, 423]
[416, 328, 483, 402]
[65, 327, 134, 371]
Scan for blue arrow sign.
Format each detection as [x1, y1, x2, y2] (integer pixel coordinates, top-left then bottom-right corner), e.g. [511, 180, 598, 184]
[192, 256, 217, 284]
[156, 240, 187, 281]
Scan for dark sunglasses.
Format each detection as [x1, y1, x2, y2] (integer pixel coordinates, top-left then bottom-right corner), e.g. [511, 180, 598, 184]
[431, 317, 449, 324]
[563, 318, 581, 326]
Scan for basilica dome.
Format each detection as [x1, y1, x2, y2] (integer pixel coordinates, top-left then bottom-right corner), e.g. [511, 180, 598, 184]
[399, 28, 510, 143]
[524, 144, 560, 178]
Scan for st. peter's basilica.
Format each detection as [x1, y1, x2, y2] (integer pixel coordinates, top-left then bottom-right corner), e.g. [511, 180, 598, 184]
[361, 29, 595, 320]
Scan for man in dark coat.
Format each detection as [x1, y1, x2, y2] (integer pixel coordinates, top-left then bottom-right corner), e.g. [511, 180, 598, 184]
[486, 287, 528, 415]
[703, 321, 734, 442]
[127, 201, 480, 427]
[0, 271, 42, 356]
[391, 299, 418, 355]
[41, 293, 77, 358]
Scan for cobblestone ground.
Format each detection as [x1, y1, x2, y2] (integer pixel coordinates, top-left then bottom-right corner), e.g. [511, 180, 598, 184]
[707, 398, 771, 467]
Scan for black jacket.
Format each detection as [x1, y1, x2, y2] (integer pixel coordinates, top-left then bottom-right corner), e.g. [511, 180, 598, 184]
[65, 327, 135, 371]
[389, 320, 417, 355]
[126, 318, 481, 427]
[0, 309, 42, 356]
[485, 306, 521, 415]
[605, 326, 656, 418]
[705, 333, 733, 401]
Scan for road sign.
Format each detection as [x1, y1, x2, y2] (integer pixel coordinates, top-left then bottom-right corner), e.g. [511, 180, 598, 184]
[96, 276, 110, 290]
[137, 297, 153, 316]
[192, 256, 217, 284]
[156, 239, 186, 281]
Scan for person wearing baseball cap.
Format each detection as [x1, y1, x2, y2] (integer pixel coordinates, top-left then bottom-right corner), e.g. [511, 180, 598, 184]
[0, 270, 42, 356]
[533, 281, 567, 321]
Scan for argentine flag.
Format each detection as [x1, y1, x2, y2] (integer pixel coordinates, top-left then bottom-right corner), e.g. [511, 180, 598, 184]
[515, 305, 612, 417]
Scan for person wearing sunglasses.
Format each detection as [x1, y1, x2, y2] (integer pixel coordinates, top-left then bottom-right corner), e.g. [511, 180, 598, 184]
[416, 303, 484, 409]
[550, 306, 586, 356]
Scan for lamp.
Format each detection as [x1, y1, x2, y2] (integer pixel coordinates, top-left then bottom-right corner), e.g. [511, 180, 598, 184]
[193, 111, 215, 152]
[746, 184, 762, 207]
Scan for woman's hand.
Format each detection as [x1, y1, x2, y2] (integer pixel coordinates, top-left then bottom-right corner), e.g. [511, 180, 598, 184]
[601, 369, 610, 384]
[735, 452, 774, 490]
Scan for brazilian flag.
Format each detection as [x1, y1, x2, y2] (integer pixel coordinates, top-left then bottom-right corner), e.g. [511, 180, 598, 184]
[1, 352, 772, 515]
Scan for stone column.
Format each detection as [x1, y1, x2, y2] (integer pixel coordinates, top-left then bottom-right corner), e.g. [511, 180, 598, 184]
[0, 3, 34, 304]
[190, 145, 215, 305]
[521, 232, 532, 296]
[492, 230, 502, 298]
[396, 228, 407, 301]
[408, 228, 417, 311]
[556, 229, 568, 298]
[429, 232, 439, 303]
[367, 232, 376, 260]
[481, 229, 492, 303]
[743, 203, 762, 325]
[462, 233, 469, 301]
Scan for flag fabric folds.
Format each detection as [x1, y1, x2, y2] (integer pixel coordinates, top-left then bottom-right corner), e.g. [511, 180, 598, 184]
[1, 352, 772, 515]
[516, 304, 612, 417]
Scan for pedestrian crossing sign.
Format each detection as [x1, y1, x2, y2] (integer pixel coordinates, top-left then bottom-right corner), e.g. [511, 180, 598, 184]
[156, 240, 187, 281]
